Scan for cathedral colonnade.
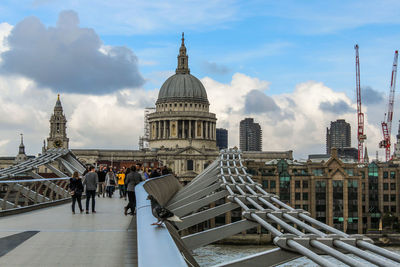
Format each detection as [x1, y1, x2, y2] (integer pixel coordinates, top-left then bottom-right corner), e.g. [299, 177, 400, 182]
[150, 119, 216, 140]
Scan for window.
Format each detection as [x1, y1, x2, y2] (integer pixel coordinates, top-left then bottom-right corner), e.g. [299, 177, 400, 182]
[390, 171, 396, 179]
[384, 183, 389, 190]
[303, 181, 308, 188]
[391, 194, 396, 202]
[303, 193, 308, 200]
[295, 193, 301, 200]
[383, 171, 389, 179]
[313, 169, 324, 176]
[262, 180, 268, 188]
[384, 194, 389, 202]
[187, 160, 193, 171]
[390, 183, 396, 190]
[384, 206, 389, 212]
[303, 205, 309, 211]
[270, 180, 276, 189]
[295, 205, 301, 209]
[391, 206, 396, 213]
[295, 181, 300, 188]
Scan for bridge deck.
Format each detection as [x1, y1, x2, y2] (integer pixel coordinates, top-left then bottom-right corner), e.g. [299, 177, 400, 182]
[0, 196, 136, 266]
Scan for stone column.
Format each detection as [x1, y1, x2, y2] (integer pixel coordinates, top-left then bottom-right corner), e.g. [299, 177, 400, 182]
[182, 120, 185, 138]
[163, 120, 167, 139]
[327, 179, 333, 227]
[343, 179, 348, 233]
[205, 121, 209, 139]
[157, 121, 161, 139]
[213, 123, 216, 140]
[189, 119, 192, 139]
[358, 178, 363, 234]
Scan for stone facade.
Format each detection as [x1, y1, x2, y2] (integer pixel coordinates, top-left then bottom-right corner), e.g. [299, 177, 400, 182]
[245, 148, 400, 234]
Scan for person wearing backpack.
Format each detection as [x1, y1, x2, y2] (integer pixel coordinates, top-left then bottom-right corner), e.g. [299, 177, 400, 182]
[124, 165, 142, 215]
[69, 171, 84, 214]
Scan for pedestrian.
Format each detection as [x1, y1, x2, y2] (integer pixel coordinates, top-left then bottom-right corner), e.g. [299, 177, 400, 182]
[124, 167, 131, 200]
[97, 166, 107, 197]
[124, 166, 142, 216]
[150, 167, 161, 178]
[105, 167, 116, 198]
[161, 166, 170, 175]
[117, 169, 126, 199]
[82, 165, 90, 176]
[144, 168, 150, 180]
[136, 163, 145, 181]
[69, 171, 84, 214]
[83, 166, 98, 214]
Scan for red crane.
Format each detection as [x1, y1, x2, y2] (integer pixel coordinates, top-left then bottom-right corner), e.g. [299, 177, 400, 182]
[379, 50, 399, 161]
[355, 44, 366, 163]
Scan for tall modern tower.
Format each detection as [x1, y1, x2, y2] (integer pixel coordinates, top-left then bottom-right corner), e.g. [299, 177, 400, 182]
[216, 128, 228, 149]
[240, 118, 262, 151]
[47, 94, 69, 149]
[326, 119, 351, 154]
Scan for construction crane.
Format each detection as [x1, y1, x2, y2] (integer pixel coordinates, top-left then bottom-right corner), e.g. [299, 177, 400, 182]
[355, 44, 367, 163]
[379, 50, 399, 161]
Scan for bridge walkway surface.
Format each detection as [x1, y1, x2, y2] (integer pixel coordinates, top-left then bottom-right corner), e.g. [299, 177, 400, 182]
[0, 196, 137, 266]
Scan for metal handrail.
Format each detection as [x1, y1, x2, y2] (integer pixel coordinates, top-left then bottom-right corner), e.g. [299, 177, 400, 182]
[0, 177, 71, 183]
[135, 180, 187, 267]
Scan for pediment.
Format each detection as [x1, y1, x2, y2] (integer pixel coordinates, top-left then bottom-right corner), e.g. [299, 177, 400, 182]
[174, 146, 205, 156]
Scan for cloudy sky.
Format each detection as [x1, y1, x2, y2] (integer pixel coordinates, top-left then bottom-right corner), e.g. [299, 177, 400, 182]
[0, 0, 400, 160]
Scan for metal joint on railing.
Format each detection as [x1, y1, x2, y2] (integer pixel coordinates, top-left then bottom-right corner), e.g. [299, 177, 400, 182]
[274, 234, 302, 252]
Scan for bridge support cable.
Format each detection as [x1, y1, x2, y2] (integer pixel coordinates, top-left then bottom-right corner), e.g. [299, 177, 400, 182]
[0, 149, 85, 212]
[217, 149, 400, 266]
[257, 182, 400, 264]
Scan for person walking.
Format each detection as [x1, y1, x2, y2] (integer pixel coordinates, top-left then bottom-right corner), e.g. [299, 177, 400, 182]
[83, 166, 98, 214]
[69, 171, 84, 214]
[136, 163, 145, 181]
[123, 167, 131, 200]
[97, 166, 107, 197]
[124, 166, 142, 215]
[105, 167, 116, 198]
[117, 169, 125, 199]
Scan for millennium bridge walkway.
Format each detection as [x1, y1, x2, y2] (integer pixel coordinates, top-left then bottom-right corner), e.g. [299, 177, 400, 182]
[1, 148, 400, 266]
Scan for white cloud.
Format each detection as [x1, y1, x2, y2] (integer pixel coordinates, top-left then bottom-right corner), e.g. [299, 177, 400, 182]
[204, 74, 386, 160]
[0, 22, 12, 62]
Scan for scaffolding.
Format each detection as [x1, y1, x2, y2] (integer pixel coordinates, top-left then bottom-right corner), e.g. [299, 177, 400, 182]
[139, 107, 156, 150]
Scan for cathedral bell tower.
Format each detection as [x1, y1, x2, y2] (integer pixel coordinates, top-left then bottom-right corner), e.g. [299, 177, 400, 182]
[47, 94, 69, 149]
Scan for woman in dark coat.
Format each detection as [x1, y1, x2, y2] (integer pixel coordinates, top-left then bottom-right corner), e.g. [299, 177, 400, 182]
[69, 171, 84, 214]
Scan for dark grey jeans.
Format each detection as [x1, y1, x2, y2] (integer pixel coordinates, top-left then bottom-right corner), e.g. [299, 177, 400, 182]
[86, 190, 96, 212]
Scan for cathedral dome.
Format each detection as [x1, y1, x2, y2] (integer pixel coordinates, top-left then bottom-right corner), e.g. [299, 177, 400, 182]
[156, 33, 209, 105]
[157, 73, 208, 104]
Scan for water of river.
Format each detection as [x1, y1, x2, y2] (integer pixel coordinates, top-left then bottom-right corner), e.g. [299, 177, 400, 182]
[193, 244, 400, 266]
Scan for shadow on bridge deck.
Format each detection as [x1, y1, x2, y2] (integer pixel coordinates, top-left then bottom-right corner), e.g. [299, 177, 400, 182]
[0, 196, 137, 266]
